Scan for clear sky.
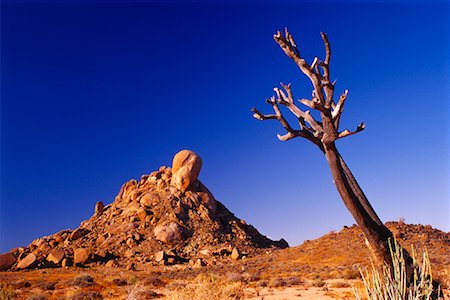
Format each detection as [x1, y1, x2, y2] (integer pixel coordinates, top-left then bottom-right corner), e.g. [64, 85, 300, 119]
[1, 1, 449, 253]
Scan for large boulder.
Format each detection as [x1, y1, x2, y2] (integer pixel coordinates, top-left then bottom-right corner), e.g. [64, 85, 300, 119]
[153, 222, 191, 244]
[0, 252, 16, 271]
[46, 249, 65, 265]
[170, 150, 202, 191]
[17, 253, 37, 269]
[74, 248, 91, 265]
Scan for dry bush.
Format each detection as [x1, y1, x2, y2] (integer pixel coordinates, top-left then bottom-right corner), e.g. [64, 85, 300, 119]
[126, 285, 161, 300]
[167, 273, 244, 300]
[256, 279, 268, 287]
[0, 283, 15, 300]
[330, 280, 350, 288]
[70, 273, 95, 287]
[13, 280, 31, 289]
[37, 281, 56, 291]
[70, 291, 103, 300]
[312, 277, 326, 287]
[112, 278, 128, 286]
[284, 276, 303, 286]
[342, 269, 361, 280]
[142, 276, 165, 288]
[26, 295, 47, 300]
[267, 278, 286, 288]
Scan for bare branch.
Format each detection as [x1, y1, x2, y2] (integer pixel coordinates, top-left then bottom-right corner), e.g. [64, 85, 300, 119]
[337, 123, 366, 139]
[332, 89, 349, 129]
[251, 107, 277, 121]
[320, 32, 331, 66]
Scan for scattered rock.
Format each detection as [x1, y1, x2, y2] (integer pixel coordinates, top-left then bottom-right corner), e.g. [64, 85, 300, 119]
[155, 251, 166, 263]
[46, 249, 65, 265]
[105, 260, 116, 267]
[94, 201, 104, 215]
[170, 150, 202, 191]
[17, 253, 37, 269]
[70, 228, 89, 241]
[0, 252, 16, 271]
[193, 258, 204, 268]
[231, 247, 240, 260]
[74, 248, 91, 265]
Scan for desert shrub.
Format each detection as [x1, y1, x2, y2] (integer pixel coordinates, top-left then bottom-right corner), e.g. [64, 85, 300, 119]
[330, 280, 350, 288]
[38, 281, 56, 291]
[246, 272, 261, 282]
[267, 277, 286, 287]
[126, 285, 161, 300]
[112, 278, 128, 286]
[14, 280, 31, 289]
[284, 276, 303, 286]
[354, 238, 439, 300]
[256, 279, 268, 287]
[70, 291, 103, 300]
[128, 275, 138, 285]
[312, 277, 326, 287]
[167, 273, 243, 300]
[343, 269, 361, 280]
[0, 283, 15, 300]
[26, 295, 47, 300]
[225, 272, 244, 282]
[71, 273, 94, 287]
[142, 276, 165, 287]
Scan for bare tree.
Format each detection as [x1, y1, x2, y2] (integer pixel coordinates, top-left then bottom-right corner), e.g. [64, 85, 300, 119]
[252, 28, 414, 276]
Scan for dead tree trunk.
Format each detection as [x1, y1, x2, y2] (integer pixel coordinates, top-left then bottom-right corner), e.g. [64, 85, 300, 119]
[251, 28, 415, 275]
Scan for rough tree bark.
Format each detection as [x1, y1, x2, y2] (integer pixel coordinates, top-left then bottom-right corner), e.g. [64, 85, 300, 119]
[251, 28, 416, 277]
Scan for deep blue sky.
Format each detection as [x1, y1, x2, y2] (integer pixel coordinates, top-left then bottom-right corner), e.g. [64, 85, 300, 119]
[1, 1, 449, 253]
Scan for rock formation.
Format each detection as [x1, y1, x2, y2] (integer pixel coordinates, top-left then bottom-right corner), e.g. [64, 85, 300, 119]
[1, 150, 287, 271]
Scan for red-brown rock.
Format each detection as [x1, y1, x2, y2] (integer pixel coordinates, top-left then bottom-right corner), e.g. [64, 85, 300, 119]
[0, 252, 16, 271]
[74, 248, 91, 265]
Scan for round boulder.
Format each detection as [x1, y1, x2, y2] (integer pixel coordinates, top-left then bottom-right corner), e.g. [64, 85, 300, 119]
[153, 222, 191, 244]
[170, 150, 202, 191]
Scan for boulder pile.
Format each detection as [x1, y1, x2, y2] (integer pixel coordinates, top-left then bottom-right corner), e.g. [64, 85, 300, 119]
[1, 150, 287, 271]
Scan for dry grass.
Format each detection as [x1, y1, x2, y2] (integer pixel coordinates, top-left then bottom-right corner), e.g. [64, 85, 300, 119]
[166, 273, 244, 300]
[0, 283, 15, 300]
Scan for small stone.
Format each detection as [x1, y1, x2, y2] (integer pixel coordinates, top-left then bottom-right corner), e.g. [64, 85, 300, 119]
[74, 248, 91, 265]
[199, 249, 210, 256]
[105, 259, 116, 267]
[95, 201, 104, 215]
[126, 263, 135, 270]
[155, 251, 166, 263]
[124, 249, 134, 258]
[61, 258, 70, 267]
[137, 208, 148, 221]
[17, 253, 37, 269]
[193, 258, 204, 268]
[0, 252, 16, 271]
[46, 249, 65, 265]
[231, 247, 240, 260]
[167, 257, 176, 264]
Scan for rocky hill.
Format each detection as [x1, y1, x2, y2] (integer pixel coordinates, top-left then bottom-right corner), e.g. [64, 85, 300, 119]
[0, 150, 287, 271]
